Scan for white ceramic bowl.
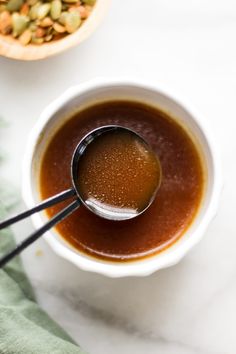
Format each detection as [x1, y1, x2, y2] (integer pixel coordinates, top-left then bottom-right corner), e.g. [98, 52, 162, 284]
[22, 78, 222, 277]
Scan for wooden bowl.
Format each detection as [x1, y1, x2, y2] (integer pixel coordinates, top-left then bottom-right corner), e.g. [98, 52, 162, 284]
[0, 0, 110, 61]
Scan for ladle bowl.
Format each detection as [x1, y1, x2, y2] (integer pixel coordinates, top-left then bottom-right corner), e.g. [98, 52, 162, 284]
[0, 125, 161, 267]
[71, 125, 162, 221]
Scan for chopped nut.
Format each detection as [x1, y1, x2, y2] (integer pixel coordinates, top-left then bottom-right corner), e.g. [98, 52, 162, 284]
[39, 16, 53, 27]
[20, 2, 29, 15]
[77, 5, 89, 19]
[0, 4, 7, 13]
[84, 4, 92, 13]
[35, 26, 45, 37]
[53, 21, 65, 33]
[19, 28, 31, 44]
[44, 33, 52, 41]
[0, 10, 12, 34]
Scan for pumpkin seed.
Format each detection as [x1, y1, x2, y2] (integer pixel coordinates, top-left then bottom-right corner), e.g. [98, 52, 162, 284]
[58, 10, 67, 24]
[61, 3, 68, 10]
[27, 0, 38, 6]
[50, 0, 61, 20]
[19, 28, 31, 44]
[28, 21, 36, 30]
[82, 0, 95, 5]
[64, 10, 80, 33]
[29, 2, 40, 20]
[7, 0, 23, 12]
[37, 3, 50, 19]
[12, 13, 29, 36]
[31, 34, 43, 43]
[62, 0, 78, 4]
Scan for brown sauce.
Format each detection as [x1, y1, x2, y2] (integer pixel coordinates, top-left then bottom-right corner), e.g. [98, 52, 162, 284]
[40, 101, 204, 261]
[77, 129, 162, 219]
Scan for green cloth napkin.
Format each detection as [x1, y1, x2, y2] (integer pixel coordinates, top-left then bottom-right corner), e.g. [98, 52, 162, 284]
[0, 204, 87, 354]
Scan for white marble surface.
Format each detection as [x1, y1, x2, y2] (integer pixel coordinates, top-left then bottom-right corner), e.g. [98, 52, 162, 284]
[0, 0, 236, 353]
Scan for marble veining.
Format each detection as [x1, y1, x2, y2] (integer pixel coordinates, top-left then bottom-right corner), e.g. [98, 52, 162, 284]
[32, 279, 226, 354]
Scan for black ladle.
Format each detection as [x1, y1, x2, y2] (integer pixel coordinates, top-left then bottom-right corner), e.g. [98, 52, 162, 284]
[0, 125, 162, 268]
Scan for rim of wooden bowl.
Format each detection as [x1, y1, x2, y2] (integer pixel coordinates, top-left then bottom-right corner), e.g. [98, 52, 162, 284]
[0, 0, 110, 61]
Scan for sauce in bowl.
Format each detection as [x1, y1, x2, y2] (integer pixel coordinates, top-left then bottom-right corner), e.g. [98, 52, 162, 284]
[40, 100, 204, 261]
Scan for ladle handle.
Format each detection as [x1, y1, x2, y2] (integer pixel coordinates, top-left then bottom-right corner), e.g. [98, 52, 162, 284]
[0, 188, 76, 230]
[0, 199, 80, 268]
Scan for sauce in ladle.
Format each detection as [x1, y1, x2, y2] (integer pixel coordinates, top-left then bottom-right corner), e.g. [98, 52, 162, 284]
[76, 129, 162, 220]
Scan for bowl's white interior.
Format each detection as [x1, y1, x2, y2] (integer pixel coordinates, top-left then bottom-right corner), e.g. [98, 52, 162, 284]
[24, 82, 217, 277]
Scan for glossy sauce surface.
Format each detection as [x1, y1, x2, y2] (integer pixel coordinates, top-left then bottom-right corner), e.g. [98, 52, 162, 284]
[77, 129, 161, 220]
[40, 101, 204, 261]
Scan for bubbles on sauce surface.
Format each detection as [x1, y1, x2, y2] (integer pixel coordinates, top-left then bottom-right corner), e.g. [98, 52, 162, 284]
[77, 130, 162, 219]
